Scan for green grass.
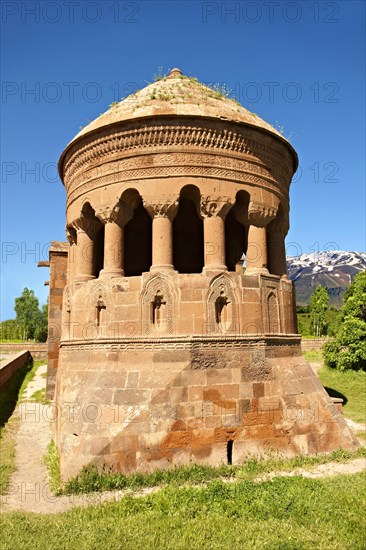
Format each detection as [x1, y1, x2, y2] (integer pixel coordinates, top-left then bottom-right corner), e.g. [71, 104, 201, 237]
[43, 440, 62, 495]
[0, 417, 18, 495]
[302, 351, 366, 424]
[303, 350, 324, 362]
[1, 473, 365, 549]
[318, 365, 366, 424]
[17, 360, 46, 401]
[56, 448, 366, 497]
[30, 388, 50, 404]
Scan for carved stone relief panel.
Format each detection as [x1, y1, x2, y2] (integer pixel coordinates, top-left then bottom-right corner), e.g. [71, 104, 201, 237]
[206, 274, 239, 335]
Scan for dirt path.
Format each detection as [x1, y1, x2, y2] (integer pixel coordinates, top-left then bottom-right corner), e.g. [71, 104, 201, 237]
[254, 458, 366, 483]
[1, 364, 365, 515]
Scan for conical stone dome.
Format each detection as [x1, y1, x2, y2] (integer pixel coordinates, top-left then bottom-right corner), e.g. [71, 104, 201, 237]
[60, 68, 296, 169]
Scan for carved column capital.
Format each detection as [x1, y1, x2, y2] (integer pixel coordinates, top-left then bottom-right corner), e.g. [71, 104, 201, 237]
[200, 195, 233, 220]
[143, 196, 179, 221]
[66, 226, 76, 245]
[248, 202, 277, 228]
[95, 201, 133, 227]
[71, 216, 100, 238]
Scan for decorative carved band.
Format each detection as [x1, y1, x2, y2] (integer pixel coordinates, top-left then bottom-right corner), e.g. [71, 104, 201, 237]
[70, 152, 275, 190]
[67, 161, 289, 211]
[60, 334, 301, 352]
[63, 121, 294, 187]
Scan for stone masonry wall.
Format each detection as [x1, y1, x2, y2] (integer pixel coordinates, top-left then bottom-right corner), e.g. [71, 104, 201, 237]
[47, 243, 68, 399]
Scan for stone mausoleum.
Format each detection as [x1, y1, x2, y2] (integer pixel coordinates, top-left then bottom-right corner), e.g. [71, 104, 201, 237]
[50, 68, 357, 479]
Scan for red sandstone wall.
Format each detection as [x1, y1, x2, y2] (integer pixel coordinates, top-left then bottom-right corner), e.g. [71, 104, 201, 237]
[47, 244, 68, 399]
[0, 351, 31, 390]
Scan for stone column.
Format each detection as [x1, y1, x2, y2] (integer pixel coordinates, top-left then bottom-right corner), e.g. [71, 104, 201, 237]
[245, 202, 277, 276]
[201, 196, 232, 271]
[96, 202, 133, 278]
[267, 231, 288, 278]
[66, 228, 77, 285]
[144, 198, 179, 271]
[72, 218, 97, 282]
[68, 243, 77, 284]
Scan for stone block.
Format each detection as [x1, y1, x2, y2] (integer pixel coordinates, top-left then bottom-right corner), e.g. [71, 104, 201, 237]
[113, 389, 149, 405]
[188, 386, 203, 401]
[126, 371, 139, 388]
[170, 386, 188, 403]
[206, 369, 232, 385]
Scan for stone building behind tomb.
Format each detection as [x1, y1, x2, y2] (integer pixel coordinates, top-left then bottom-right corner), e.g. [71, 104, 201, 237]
[51, 68, 357, 479]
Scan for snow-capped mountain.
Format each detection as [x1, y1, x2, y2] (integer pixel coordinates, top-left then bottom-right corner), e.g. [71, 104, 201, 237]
[286, 251, 366, 307]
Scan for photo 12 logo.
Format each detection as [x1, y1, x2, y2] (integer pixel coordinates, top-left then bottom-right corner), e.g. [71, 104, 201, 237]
[201, 2, 340, 24]
[1, 81, 140, 105]
[1, 1, 140, 24]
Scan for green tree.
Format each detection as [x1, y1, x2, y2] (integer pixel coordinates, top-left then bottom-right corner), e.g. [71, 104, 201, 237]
[0, 319, 21, 341]
[309, 285, 329, 337]
[323, 271, 366, 371]
[326, 308, 342, 337]
[14, 288, 40, 340]
[34, 303, 48, 342]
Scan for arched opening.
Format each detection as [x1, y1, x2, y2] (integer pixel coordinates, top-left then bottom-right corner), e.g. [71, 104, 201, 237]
[96, 294, 106, 327]
[173, 185, 204, 273]
[266, 203, 287, 277]
[207, 275, 239, 335]
[94, 225, 105, 277]
[268, 292, 280, 333]
[225, 191, 249, 271]
[227, 440, 233, 465]
[151, 290, 168, 334]
[80, 202, 103, 279]
[124, 201, 152, 276]
[215, 288, 232, 333]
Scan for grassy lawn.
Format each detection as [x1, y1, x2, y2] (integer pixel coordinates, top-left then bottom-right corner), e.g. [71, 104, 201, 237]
[302, 350, 323, 362]
[57, 448, 365, 496]
[0, 340, 28, 344]
[302, 351, 366, 424]
[318, 366, 366, 424]
[1, 473, 365, 549]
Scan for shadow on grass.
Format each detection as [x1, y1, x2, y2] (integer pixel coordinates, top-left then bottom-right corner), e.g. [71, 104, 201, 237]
[0, 359, 33, 428]
[324, 386, 348, 405]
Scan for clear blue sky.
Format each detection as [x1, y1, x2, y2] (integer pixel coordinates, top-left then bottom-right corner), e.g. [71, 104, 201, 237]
[1, 0, 365, 320]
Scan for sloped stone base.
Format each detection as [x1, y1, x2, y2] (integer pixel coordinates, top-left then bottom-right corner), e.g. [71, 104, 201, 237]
[54, 337, 358, 480]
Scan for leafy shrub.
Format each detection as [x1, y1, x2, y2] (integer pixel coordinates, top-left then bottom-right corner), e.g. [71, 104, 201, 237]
[324, 272, 366, 371]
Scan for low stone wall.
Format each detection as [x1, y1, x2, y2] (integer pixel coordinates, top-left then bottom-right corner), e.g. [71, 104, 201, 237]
[0, 343, 47, 360]
[0, 350, 31, 390]
[301, 338, 330, 352]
